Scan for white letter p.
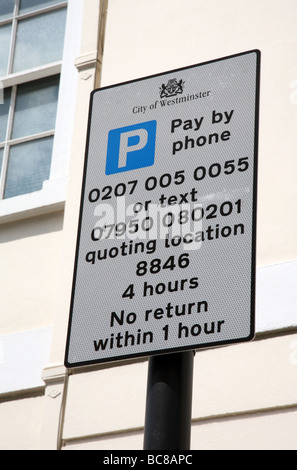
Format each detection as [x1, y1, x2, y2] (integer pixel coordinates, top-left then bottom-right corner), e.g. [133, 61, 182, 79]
[118, 128, 148, 168]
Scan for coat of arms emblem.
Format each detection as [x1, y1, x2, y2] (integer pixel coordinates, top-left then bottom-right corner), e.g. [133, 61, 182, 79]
[160, 78, 184, 98]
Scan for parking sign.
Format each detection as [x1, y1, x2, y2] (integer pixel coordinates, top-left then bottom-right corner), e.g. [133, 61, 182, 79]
[65, 50, 260, 368]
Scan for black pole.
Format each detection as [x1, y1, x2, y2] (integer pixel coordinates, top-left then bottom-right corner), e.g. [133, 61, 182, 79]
[143, 351, 194, 450]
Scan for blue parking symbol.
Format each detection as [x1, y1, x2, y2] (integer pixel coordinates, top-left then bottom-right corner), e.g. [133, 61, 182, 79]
[105, 121, 157, 175]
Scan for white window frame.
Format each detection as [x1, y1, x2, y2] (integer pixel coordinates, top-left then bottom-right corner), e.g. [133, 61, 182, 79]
[0, 2, 68, 74]
[0, 0, 83, 223]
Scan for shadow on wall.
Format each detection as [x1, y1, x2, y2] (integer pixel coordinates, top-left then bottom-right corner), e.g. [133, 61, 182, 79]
[0, 210, 64, 244]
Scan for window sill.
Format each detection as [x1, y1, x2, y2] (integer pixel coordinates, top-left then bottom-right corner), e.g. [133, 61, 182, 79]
[0, 62, 62, 88]
[0, 176, 67, 224]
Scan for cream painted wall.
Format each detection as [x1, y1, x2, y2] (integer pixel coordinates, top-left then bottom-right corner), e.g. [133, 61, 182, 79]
[101, 0, 297, 267]
[0, 212, 64, 335]
[0, 394, 44, 450]
[62, 409, 297, 450]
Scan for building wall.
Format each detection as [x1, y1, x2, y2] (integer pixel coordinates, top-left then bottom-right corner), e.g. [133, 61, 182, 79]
[0, 0, 297, 450]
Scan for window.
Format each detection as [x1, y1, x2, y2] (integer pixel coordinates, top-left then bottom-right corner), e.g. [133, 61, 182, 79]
[0, 0, 67, 200]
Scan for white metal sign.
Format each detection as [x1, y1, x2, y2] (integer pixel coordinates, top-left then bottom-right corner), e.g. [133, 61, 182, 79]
[65, 50, 260, 367]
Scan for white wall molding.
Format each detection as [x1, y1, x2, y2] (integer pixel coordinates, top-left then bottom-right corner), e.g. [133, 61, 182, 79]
[0, 327, 52, 395]
[256, 259, 297, 333]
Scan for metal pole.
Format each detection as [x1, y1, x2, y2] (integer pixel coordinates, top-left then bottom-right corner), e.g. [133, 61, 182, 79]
[143, 351, 194, 450]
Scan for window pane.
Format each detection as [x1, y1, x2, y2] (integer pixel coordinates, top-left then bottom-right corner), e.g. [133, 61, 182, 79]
[4, 137, 53, 199]
[12, 76, 59, 139]
[13, 8, 67, 73]
[19, 0, 64, 14]
[0, 23, 12, 77]
[0, 87, 11, 142]
[0, 0, 15, 21]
